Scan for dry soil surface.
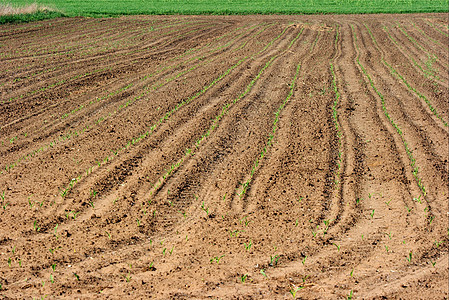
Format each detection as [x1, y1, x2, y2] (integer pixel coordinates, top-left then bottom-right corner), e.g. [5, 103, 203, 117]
[0, 14, 448, 299]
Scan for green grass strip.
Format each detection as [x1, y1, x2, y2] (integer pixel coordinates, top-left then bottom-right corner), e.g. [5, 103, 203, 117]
[0, 10, 65, 25]
[5, 0, 449, 16]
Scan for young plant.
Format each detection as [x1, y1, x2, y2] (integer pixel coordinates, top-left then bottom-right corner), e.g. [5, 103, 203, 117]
[244, 241, 252, 251]
[33, 220, 40, 231]
[269, 255, 280, 266]
[210, 255, 225, 264]
[290, 285, 304, 298]
[332, 243, 341, 251]
[240, 274, 248, 283]
[200, 201, 209, 215]
[347, 290, 353, 300]
[406, 251, 412, 262]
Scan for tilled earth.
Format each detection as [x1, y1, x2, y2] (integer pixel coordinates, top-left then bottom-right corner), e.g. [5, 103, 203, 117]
[0, 14, 448, 299]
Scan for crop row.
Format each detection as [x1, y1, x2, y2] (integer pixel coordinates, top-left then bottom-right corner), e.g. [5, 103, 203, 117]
[52, 26, 293, 198]
[352, 25, 428, 199]
[365, 25, 448, 127]
[0, 23, 265, 172]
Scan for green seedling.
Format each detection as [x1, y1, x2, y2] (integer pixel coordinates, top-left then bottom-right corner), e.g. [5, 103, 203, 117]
[7, 257, 11, 267]
[74, 273, 80, 281]
[428, 215, 435, 225]
[210, 255, 225, 264]
[350, 268, 354, 277]
[240, 216, 251, 226]
[229, 230, 242, 237]
[370, 209, 375, 219]
[269, 255, 280, 266]
[33, 220, 40, 231]
[260, 269, 267, 278]
[290, 285, 304, 298]
[430, 260, 436, 267]
[295, 219, 299, 227]
[201, 201, 209, 215]
[297, 196, 303, 203]
[52, 263, 56, 271]
[302, 256, 307, 265]
[50, 274, 54, 284]
[405, 205, 412, 213]
[385, 245, 389, 253]
[162, 248, 167, 256]
[240, 274, 248, 283]
[333, 243, 341, 251]
[385, 232, 392, 240]
[413, 195, 422, 203]
[406, 251, 412, 262]
[385, 199, 391, 206]
[137, 218, 141, 227]
[434, 240, 442, 248]
[302, 275, 309, 283]
[106, 231, 112, 239]
[347, 290, 353, 300]
[169, 246, 174, 255]
[244, 241, 252, 251]
[11, 246, 15, 255]
[356, 198, 362, 205]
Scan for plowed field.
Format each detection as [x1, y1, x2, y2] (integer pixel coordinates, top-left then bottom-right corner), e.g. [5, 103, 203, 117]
[0, 14, 448, 299]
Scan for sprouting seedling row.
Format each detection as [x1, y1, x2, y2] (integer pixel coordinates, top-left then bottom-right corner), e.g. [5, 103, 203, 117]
[57, 53, 252, 198]
[365, 24, 447, 128]
[1, 24, 254, 153]
[143, 28, 301, 197]
[409, 21, 447, 49]
[238, 61, 302, 198]
[422, 19, 449, 37]
[0, 46, 226, 175]
[383, 26, 441, 84]
[352, 25, 428, 199]
[1, 22, 286, 175]
[3, 67, 112, 105]
[395, 21, 448, 68]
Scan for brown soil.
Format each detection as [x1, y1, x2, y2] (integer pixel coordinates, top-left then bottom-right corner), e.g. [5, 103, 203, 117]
[0, 14, 447, 299]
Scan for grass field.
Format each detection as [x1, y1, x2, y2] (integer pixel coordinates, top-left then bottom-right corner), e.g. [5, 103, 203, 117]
[3, 0, 449, 17]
